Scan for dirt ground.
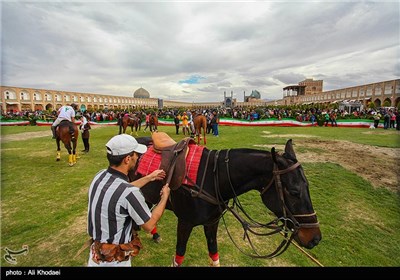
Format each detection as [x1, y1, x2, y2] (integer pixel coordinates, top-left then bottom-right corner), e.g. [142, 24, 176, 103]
[258, 131, 399, 192]
[299, 138, 399, 192]
[1, 129, 399, 192]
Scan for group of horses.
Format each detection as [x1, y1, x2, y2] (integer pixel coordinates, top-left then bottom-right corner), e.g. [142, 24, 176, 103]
[121, 112, 207, 145]
[54, 113, 160, 166]
[54, 113, 321, 266]
[121, 113, 158, 135]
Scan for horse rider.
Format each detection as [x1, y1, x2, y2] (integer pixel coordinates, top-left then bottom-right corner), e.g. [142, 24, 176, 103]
[51, 103, 78, 139]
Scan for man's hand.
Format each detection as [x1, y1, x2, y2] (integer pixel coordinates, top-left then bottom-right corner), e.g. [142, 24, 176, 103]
[160, 183, 170, 199]
[149, 169, 166, 181]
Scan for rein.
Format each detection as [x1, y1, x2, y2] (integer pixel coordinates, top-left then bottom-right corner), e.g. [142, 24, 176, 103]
[184, 149, 318, 259]
[220, 149, 298, 258]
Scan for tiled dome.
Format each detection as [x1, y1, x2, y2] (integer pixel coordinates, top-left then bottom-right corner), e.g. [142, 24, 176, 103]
[133, 87, 150, 98]
[250, 90, 261, 99]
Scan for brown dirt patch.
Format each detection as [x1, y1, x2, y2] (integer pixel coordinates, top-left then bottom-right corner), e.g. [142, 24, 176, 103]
[299, 138, 399, 192]
[0, 131, 52, 143]
[0, 126, 102, 143]
[255, 135, 399, 192]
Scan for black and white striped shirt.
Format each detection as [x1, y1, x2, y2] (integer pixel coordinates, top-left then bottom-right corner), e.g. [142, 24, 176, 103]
[87, 167, 151, 244]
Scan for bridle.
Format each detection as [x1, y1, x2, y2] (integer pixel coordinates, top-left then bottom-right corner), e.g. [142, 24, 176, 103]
[227, 150, 319, 258]
[260, 159, 319, 231]
[184, 149, 319, 259]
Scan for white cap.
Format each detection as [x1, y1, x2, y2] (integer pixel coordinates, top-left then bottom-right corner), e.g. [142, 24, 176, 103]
[106, 134, 147, 156]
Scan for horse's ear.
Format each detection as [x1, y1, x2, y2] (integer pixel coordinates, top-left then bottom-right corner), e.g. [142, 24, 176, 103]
[284, 139, 297, 160]
[271, 147, 277, 163]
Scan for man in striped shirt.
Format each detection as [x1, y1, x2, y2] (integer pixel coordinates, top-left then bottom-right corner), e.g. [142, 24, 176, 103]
[87, 134, 170, 266]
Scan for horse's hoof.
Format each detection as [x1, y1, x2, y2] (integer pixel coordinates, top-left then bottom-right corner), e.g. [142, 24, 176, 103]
[209, 258, 220, 267]
[171, 256, 181, 267]
[152, 233, 161, 243]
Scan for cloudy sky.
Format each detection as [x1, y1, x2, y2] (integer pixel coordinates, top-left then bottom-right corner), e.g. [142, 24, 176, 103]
[2, 0, 399, 103]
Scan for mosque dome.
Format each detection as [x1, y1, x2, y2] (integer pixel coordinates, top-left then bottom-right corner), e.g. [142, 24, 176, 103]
[250, 90, 261, 99]
[133, 87, 150, 98]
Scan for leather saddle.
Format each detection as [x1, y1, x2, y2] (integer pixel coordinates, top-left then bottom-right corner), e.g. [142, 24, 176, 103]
[151, 132, 195, 190]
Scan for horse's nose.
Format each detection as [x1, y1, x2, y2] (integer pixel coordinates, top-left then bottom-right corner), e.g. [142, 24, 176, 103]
[307, 235, 321, 249]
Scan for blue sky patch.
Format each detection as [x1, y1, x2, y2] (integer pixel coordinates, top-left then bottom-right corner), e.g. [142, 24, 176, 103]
[179, 75, 206, 84]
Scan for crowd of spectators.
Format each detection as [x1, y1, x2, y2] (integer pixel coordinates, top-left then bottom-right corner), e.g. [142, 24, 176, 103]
[1, 105, 399, 129]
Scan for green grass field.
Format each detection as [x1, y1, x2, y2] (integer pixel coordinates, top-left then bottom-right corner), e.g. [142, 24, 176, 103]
[1, 124, 399, 267]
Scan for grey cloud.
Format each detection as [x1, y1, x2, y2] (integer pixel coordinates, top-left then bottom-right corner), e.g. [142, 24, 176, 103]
[1, 1, 398, 102]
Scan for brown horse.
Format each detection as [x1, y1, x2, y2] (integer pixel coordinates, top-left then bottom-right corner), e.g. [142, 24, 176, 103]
[122, 114, 141, 135]
[149, 114, 158, 132]
[56, 120, 79, 166]
[193, 114, 207, 145]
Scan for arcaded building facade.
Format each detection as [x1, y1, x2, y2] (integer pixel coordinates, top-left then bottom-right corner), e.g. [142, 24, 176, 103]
[1, 78, 399, 113]
[280, 78, 400, 108]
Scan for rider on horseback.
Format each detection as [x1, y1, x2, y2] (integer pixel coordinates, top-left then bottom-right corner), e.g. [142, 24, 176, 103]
[51, 103, 78, 139]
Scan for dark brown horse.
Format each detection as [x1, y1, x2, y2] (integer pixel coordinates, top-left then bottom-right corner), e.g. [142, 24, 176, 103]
[130, 137, 321, 266]
[122, 114, 141, 135]
[193, 114, 207, 145]
[56, 120, 79, 166]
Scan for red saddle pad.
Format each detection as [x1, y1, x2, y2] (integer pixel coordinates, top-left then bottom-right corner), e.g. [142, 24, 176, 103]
[136, 144, 204, 187]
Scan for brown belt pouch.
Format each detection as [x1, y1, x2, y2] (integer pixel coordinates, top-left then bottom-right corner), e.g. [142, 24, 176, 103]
[120, 233, 142, 258]
[92, 233, 143, 263]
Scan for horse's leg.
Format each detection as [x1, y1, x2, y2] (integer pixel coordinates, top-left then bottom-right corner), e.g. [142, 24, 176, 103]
[203, 125, 207, 145]
[204, 221, 220, 267]
[64, 142, 73, 166]
[196, 129, 200, 144]
[135, 123, 139, 137]
[72, 138, 77, 164]
[172, 220, 193, 267]
[56, 139, 61, 161]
